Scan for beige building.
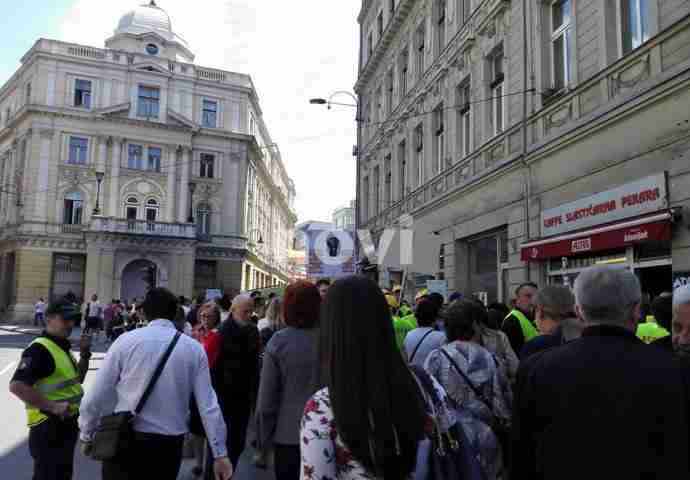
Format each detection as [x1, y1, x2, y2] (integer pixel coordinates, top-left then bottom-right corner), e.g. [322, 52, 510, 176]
[0, 1, 296, 322]
[357, 0, 690, 302]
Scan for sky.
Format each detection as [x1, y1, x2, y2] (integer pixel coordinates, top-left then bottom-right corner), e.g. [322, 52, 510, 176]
[0, 0, 360, 224]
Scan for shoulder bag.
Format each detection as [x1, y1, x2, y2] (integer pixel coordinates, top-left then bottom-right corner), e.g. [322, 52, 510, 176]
[439, 347, 511, 456]
[409, 329, 435, 364]
[90, 331, 182, 461]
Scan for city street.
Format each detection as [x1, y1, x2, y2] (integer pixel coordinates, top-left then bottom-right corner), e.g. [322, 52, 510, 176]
[0, 326, 273, 480]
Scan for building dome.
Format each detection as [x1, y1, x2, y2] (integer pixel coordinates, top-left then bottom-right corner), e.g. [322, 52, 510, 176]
[114, 1, 189, 48]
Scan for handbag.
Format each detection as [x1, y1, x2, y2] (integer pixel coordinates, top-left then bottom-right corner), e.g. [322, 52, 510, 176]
[410, 365, 484, 480]
[90, 331, 182, 461]
[439, 348, 511, 454]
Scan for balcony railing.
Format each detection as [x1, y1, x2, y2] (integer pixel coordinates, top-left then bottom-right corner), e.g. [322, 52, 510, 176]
[88, 217, 197, 239]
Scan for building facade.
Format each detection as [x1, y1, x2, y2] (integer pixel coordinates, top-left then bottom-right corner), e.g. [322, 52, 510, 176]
[332, 200, 356, 231]
[0, 1, 296, 322]
[357, 0, 690, 303]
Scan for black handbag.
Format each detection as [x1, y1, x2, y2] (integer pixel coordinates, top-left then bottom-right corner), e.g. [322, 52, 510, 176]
[439, 348, 511, 455]
[90, 331, 181, 461]
[410, 365, 485, 480]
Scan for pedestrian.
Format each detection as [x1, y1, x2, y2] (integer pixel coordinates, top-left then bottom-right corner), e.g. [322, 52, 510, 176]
[315, 278, 330, 300]
[255, 281, 320, 480]
[636, 292, 672, 344]
[217, 294, 232, 323]
[189, 302, 224, 477]
[34, 297, 46, 327]
[648, 292, 673, 351]
[85, 294, 104, 340]
[209, 294, 261, 470]
[519, 285, 583, 360]
[258, 297, 283, 346]
[389, 294, 416, 350]
[470, 299, 520, 385]
[671, 285, 690, 360]
[501, 282, 539, 354]
[511, 266, 690, 480]
[9, 300, 92, 480]
[103, 299, 116, 342]
[403, 299, 446, 367]
[486, 302, 510, 330]
[424, 300, 512, 480]
[78, 288, 232, 480]
[301, 276, 426, 479]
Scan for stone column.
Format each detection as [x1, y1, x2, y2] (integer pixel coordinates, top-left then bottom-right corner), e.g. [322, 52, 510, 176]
[34, 129, 54, 221]
[97, 136, 108, 174]
[166, 147, 177, 222]
[178, 147, 191, 223]
[109, 137, 122, 217]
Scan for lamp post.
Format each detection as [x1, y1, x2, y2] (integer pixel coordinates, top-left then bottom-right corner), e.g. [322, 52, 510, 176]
[93, 171, 105, 215]
[187, 181, 196, 223]
[309, 91, 361, 271]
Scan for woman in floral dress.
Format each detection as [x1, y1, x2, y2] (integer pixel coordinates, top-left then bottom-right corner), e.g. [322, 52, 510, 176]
[300, 276, 427, 480]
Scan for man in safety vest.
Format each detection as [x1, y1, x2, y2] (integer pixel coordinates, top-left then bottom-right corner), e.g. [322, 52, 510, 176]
[502, 282, 539, 354]
[9, 300, 92, 480]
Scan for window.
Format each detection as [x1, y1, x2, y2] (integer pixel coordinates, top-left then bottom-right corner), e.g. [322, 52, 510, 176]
[415, 124, 424, 186]
[148, 147, 161, 172]
[390, 0, 395, 14]
[362, 176, 369, 220]
[416, 23, 426, 78]
[128, 144, 143, 169]
[368, 31, 374, 60]
[436, 0, 447, 55]
[457, 80, 472, 157]
[434, 106, 445, 173]
[26, 82, 31, 104]
[137, 86, 160, 119]
[373, 166, 380, 215]
[250, 114, 256, 136]
[386, 69, 394, 115]
[399, 49, 409, 98]
[63, 191, 83, 225]
[490, 46, 505, 136]
[458, 0, 471, 25]
[551, 0, 572, 91]
[377, 11, 384, 40]
[384, 154, 392, 207]
[621, 0, 649, 54]
[197, 203, 211, 235]
[74, 79, 92, 108]
[200, 153, 215, 179]
[125, 197, 139, 220]
[202, 99, 218, 128]
[68, 137, 88, 165]
[439, 243, 446, 270]
[145, 199, 158, 229]
[399, 140, 407, 198]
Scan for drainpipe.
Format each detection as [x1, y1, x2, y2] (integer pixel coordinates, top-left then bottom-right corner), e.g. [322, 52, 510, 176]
[521, 0, 532, 281]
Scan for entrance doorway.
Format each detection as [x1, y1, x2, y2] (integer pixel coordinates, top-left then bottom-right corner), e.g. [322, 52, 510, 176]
[121, 259, 157, 304]
[636, 265, 673, 299]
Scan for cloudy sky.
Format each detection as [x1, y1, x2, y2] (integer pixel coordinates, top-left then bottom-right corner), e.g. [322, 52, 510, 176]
[0, 0, 360, 223]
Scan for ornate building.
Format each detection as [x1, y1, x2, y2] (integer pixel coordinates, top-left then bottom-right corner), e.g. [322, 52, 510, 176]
[357, 0, 690, 302]
[0, 1, 296, 322]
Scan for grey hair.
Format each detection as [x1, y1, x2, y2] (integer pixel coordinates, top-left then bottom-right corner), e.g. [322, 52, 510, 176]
[534, 285, 576, 322]
[232, 293, 253, 307]
[674, 285, 690, 319]
[573, 266, 641, 326]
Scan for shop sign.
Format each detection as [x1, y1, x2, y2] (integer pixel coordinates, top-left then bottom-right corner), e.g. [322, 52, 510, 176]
[541, 173, 667, 237]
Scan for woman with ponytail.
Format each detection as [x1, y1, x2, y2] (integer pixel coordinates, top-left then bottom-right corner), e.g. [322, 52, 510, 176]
[300, 276, 426, 479]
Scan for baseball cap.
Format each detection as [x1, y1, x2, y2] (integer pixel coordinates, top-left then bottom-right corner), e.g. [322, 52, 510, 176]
[45, 300, 81, 322]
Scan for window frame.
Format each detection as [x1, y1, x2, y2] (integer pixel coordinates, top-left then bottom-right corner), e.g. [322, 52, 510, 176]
[384, 153, 392, 207]
[145, 199, 159, 227]
[416, 23, 426, 79]
[74, 79, 92, 109]
[63, 191, 84, 225]
[436, 0, 447, 56]
[434, 106, 445, 173]
[196, 203, 212, 235]
[620, 0, 650, 55]
[67, 136, 89, 165]
[386, 69, 394, 115]
[147, 146, 162, 172]
[128, 144, 144, 170]
[137, 85, 160, 119]
[125, 197, 140, 220]
[415, 124, 424, 187]
[399, 48, 409, 98]
[200, 153, 216, 179]
[489, 47, 505, 137]
[457, 80, 472, 158]
[550, 0, 572, 91]
[399, 139, 407, 199]
[457, 0, 471, 26]
[202, 99, 218, 128]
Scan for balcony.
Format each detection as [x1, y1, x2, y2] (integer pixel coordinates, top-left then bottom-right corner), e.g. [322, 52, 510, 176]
[88, 217, 197, 239]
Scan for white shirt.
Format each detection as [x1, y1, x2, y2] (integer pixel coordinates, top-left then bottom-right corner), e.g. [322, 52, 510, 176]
[35, 301, 45, 314]
[79, 319, 228, 458]
[257, 318, 270, 331]
[87, 301, 102, 318]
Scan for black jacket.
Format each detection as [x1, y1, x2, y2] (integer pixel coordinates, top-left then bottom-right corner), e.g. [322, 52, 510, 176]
[511, 324, 690, 480]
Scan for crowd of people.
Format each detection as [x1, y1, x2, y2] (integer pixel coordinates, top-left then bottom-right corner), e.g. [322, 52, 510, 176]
[9, 266, 690, 480]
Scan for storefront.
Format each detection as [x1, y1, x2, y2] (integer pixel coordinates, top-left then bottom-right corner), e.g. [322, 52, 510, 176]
[521, 173, 675, 296]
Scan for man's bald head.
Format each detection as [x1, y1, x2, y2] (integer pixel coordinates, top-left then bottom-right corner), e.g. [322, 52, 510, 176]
[231, 294, 254, 323]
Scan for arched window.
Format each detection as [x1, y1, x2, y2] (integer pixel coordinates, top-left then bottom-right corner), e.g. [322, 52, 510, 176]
[196, 203, 211, 236]
[125, 197, 139, 220]
[146, 199, 159, 223]
[63, 191, 83, 225]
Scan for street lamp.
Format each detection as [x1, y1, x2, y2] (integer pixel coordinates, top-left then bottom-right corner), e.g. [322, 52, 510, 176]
[187, 181, 196, 223]
[93, 171, 105, 215]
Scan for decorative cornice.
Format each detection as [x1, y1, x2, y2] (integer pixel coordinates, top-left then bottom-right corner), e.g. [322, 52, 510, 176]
[84, 231, 197, 249]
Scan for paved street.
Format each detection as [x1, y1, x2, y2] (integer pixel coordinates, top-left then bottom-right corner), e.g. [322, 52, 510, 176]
[0, 326, 274, 480]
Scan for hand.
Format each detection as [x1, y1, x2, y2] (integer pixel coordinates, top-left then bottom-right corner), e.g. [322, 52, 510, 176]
[49, 401, 71, 418]
[79, 440, 93, 457]
[213, 457, 233, 480]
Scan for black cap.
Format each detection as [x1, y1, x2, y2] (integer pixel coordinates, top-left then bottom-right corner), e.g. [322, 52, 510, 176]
[45, 300, 81, 322]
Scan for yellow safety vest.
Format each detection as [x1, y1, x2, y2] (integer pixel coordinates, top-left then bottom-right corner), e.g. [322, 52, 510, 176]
[504, 309, 539, 342]
[26, 337, 84, 427]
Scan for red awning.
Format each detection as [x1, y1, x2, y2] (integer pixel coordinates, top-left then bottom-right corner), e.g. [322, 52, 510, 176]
[520, 212, 672, 261]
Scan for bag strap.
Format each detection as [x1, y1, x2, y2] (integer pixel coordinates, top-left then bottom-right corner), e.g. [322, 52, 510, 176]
[440, 346, 496, 418]
[409, 328, 435, 363]
[134, 331, 181, 415]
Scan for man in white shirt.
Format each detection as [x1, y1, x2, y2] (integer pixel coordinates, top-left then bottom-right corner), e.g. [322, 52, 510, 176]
[85, 294, 104, 339]
[78, 288, 232, 480]
[34, 298, 46, 327]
